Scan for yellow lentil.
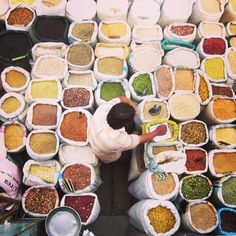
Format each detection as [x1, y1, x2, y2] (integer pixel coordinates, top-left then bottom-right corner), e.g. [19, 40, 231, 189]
[31, 81, 58, 99]
[228, 50, 236, 74]
[1, 96, 21, 114]
[101, 22, 127, 38]
[201, 0, 221, 13]
[10, 0, 36, 6]
[230, 23, 236, 35]
[199, 76, 209, 102]
[147, 206, 176, 233]
[205, 58, 225, 80]
[229, 0, 236, 12]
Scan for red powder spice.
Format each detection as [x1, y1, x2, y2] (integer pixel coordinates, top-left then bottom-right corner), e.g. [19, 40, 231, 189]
[185, 149, 206, 172]
[203, 38, 226, 55]
[65, 195, 95, 222]
[60, 111, 87, 142]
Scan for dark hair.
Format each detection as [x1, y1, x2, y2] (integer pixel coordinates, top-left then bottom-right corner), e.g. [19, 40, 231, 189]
[107, 103, 135, 134]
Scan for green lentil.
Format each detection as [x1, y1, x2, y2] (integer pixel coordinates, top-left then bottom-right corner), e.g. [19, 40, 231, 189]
[132, 74, 153, 96]
[100, 82, 125, 101]
[222, 177, 236, 205]
[181, 175, 212, 200]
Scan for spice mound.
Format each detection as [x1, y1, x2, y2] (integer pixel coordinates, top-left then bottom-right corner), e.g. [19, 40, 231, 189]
[204, 57, 225, 81]
[152, 145, 177, 155]
[132, 74, 153, 96]
[32, 104, 58, 126]
[100, 82, 125, 101]
[143, 101, 168, 121]
[180, 122, 207, 145]
[42, 0, 62, 7]
[1, 96, 21, 114]
[63, 164, 91, 191]
[65, 195, 95, 223]
[220, 210, 236, 233]
[7, 7, 33, 27]
[67, 44, 92, 66]
[222, 176, 236, 206]
[29, 132, 57, 154]
[147, 206, 176, 233]
[213, 99, 236, 121]
[212, 85, 233, 97]
[198, 75, 209, 102]
[155, 66, 173, 98]
[227, 48, 236, 74]
[200, 0, 221, 13]
[5, 70, 27, 88]
[175, 68, 194, 91]
[201, 22, 223, 36]
[170, 25, 194, 36]
[72, 22, 94, 41]
[67, 72, 94, 87]
[35, 57, 66, 78]
[101, 22, 127, 39]
[181, 175, 212, 200]
[98, 57, 123, 76]
[185, 149, 206, 172]
[31, 80, 58, 99]
[203, 38, 226, 55]
[63, 88, 90, 107]
[4, 124, 24, 151]
[190, 202, 217, 231]
[24, 187, 57, 214]
[216, 127, 236, 146]
[60, 111, 88, 142]
[152, 173, 176, 196]
[29, 163, 56, 184]
[213, 152, 236, 175]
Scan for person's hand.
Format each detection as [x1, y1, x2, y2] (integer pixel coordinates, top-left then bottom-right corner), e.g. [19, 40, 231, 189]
[154, 124, 167, 136]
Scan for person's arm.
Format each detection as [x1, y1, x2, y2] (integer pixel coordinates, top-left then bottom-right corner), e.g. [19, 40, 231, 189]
[119, 96, 136, 109]
[139, 124, 167, 144]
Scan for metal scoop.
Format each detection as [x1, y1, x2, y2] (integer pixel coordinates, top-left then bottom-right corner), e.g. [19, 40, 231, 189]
[149, 105, 162, 115]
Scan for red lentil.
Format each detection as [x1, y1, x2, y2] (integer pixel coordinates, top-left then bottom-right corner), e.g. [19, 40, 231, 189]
[185, 149, 206, 172]
[203, 38, 226, 55]
[63, 88, 90, 107]
[170, 26, 194, 36]
[65, 195, 95, 222]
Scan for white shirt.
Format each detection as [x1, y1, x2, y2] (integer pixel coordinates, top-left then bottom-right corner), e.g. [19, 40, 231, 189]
[88, 98, 140, 163]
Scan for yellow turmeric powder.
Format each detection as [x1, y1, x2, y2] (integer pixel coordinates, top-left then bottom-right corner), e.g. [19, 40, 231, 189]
[213, 99, 236, 120]
[205, 58, 225, 80]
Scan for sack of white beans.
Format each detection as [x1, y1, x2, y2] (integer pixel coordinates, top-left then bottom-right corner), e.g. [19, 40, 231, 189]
[128, 200, 180, 236]
[128, 170, 179, 201]
[26, 101, 62, 131]
[36, 0, 66, 16]
[189, 0, 225, 24]
[31, 42, 67, 61]
[127, 0, 161, 28]
[163, 47, 200, 69]
[59, 144, 99, 166]
[97, 0, 129, 22]
[158, 0, 193, 27]
[163, 23, 197, 43]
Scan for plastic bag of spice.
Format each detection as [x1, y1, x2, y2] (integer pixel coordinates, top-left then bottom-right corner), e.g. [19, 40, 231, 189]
[58, 163, 101, 194]
[93, 56, 128, 82]
[201, 97, 236, 124]
[31, 55, 68, 81]
[129, 72, 156, 102]
[25, 79, 62, 104]
[63, 70, 97, 91]
[59, 144, 99, 167]
[1, 66, 30, 94]
[0, 92, 27, 123]
[213, 175, 236, 208]
[226, 21, 236, 36]
[209, 124, 236, 149]
[178, 120, 209, 147]
[31, 42, 67, 61]
[189, 0, 225, 24]
[36, 0, 67, 16]
[61, 192, 100, 225]
[95, 79, 130, 106]
[68, 21, 98, 46]
[23, 160, 61, 187]
[26, 130, 60, 161]
[136, 98, 170, 124]
[61, 87, 94, 111]
[162, 47, 200, 69]
[163, 23, 197, 43]
[2, 120, 27, 153]
[196, 21, 226, 42]
[57, 109, 92, 146]
[26, 102, 62, 131]
[22, 185, 59, 217]
[128, 199, 180, 236]
[181, 201, 218, 234]
[225, 47, 236, 80]
[194, 70, 212, 106]
[196, 37, 227, 59]
[5, 5, 36, 31]
[220, 1, 236, 23]
[208, 149, 236, 178]
[184, 147, 208, 175]
[97, 0, 129, 22]
[128, 170, 179, 201]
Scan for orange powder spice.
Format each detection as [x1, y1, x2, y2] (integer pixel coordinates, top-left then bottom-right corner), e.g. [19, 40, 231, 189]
[213, 152, 236, 174]
[213, 99, 236, 120]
